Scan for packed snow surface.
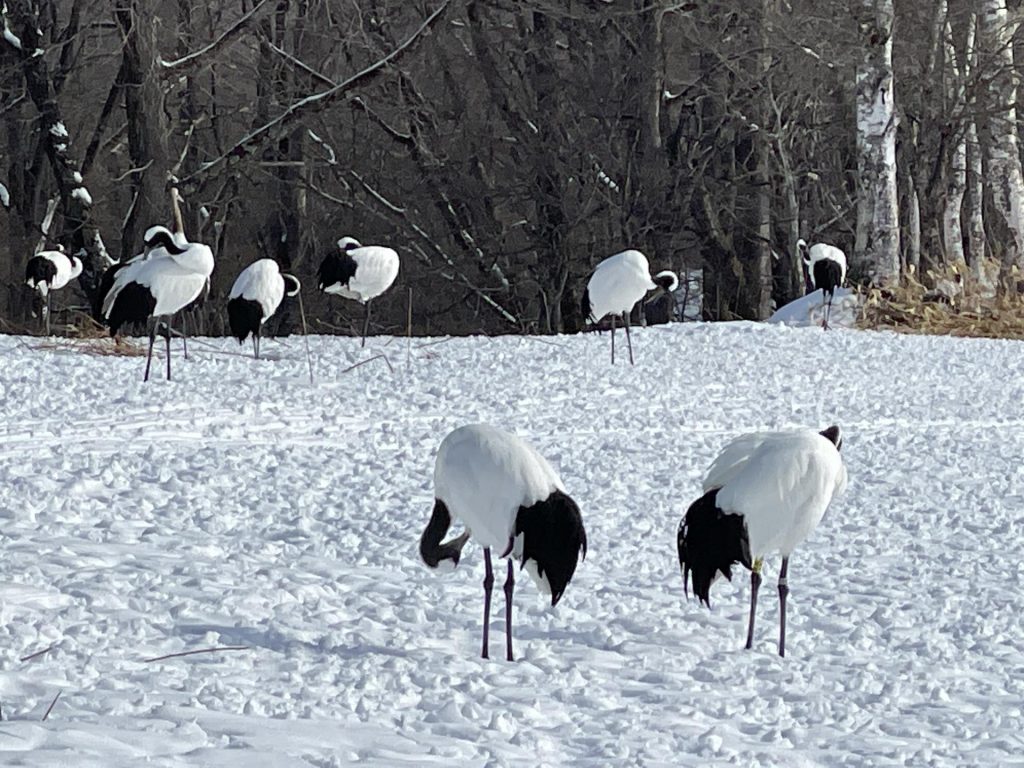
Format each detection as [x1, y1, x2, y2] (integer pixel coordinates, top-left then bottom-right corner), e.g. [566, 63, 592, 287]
[0, 323, 1022, 766]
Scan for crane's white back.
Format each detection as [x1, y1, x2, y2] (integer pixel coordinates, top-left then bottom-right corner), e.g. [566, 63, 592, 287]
[712, 429, 847, 557]
[434, 424, 564, 553]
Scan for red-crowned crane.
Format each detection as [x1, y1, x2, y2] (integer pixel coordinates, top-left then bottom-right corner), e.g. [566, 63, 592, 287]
[582, 249, 678, 364]
[419, 424, 588, 661]
[677, 426, 848, 657]
[25, 246, 83, 335]
[317, 237, 399, 347]
[798, 239, 847, 330]
[227, 259, 301, 359]
[101, 225, 214, 382]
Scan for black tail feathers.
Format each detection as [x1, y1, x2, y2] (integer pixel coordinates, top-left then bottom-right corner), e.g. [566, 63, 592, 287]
[515, 490, 587, 606]
[677, 489, 751, 607]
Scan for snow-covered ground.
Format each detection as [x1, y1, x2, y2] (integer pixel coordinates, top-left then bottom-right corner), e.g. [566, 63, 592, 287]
[0, 324, 1022, 767]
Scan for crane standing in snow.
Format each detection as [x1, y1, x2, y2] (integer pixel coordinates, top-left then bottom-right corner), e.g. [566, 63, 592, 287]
[317, 237, 399, 347]
[582, 249, 678, 364]
[419, 424, 588, 661]
[798, 239, 847, 330]
[25, 246, 83, 335]
[101, 190, 214, 381]
[677, 426, 847, 657]
[227, 259, 301, 359]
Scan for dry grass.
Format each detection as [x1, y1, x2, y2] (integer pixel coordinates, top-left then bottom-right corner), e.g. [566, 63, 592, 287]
[857, 260, 1024, 340]
[28, 337, 149, 357]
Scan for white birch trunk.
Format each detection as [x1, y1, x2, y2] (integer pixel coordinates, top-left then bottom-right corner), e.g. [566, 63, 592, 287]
[906, 180, 921, 274]
[965, 14, 987, 274]
[854, 0, 901, 284]
[944, 15, 966, 265]
[980, 0, 1024, 270]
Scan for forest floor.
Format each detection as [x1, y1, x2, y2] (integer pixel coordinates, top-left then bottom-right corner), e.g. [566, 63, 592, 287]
[1, 324, 1022, 766]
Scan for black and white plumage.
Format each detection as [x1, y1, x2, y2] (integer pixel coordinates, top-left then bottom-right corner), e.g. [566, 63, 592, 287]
[25, 246, 83, 334]
[677, 426, 847, 657]
[581, 249, 678, 365]
[101, 226, 214, 382]
[317, 237, 399, 347]
[227, 259, 301, 359]
[419, 424, 588, 661]
[798, 239, 847, 330]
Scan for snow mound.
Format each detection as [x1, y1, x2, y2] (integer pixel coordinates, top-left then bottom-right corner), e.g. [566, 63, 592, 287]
[768, 287, 860, 328]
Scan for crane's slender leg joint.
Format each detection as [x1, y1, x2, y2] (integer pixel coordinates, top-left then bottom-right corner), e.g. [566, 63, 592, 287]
[362, 300, 372, 348]
[144, 319, 157, 382]
[609, 314, 616, 365]
[778, 556, 790, 658]
[745, 557, 764, 650]
[163, 317, 173, 381]
[623, 310, 634, 365]
[504, 559, 515, 662]
[481, 547, 494, 660]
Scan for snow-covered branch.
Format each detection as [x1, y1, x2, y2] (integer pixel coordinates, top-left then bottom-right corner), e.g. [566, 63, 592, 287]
[159, 0, 270, 71]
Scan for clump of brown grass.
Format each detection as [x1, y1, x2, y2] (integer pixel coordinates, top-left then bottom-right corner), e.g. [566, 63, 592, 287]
[857, 259, 1024, 340]
[29, 337, 149, 357]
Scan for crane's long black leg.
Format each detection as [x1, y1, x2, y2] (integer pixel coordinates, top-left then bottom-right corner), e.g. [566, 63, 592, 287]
[144, 319, 157, 382]
[362, 300, 372, 348]
[745, 559, 763, 650]
[163, 318, 173, 380]
[255, 326, 261, 360]
[482, 547, 494, 660]
[609, 313, 616, 365]
[623, 310, 635, 366]
[182, 313, 189, 359]
[504, 558, 515, 662]
[44, 292, 51, 336]
[778, 556, 790, 658]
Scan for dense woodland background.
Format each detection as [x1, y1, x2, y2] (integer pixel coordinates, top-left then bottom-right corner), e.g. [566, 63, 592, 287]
[0, 0, 1019, 337]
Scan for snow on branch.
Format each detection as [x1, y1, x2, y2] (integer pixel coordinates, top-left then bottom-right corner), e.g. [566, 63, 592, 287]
[159, 0, 270, 71]
[1, 3, 22, 50]
[178, 0, 452, 192]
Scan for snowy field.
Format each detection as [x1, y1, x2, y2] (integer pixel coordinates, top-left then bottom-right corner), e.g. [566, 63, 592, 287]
[0, 323, 1022, 767]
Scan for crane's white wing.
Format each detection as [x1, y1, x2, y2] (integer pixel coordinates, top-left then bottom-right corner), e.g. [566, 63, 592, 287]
[586, 249, 655, 320]
[230, 259, 285, 320]
[807, 244, 848, 284]
[349, 246, 399, 301]
[713, 430, 846, 557]
[434, 424, 563, 552]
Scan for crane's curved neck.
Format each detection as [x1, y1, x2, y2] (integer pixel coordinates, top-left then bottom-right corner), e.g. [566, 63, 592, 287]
[420, 500, 470, 568]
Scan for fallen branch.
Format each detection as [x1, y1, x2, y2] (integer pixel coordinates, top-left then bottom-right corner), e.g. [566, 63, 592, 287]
[340, 353, 394, 375]
[41, 690, 61, 721]
[144, 645, 249, 663]
[20, 645, 56, 663]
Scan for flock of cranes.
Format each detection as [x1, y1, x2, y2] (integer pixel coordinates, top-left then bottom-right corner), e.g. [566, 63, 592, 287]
[19, 191, 852, 661]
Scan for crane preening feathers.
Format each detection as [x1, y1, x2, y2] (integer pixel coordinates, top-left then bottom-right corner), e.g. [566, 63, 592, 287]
[582, 249, 678, 365]
[419, 424, 588, 661]
[25, 246, 83, 335]
[227, 259, 301, 359]
[317, 237, 399, 347]
[677, 426, 847, 657]
[798, 239, 847, 330]
[100, 190, 214, 382]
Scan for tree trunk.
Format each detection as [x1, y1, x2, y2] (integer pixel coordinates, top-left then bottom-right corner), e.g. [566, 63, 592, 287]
[964, 14, 986, 276]
[853, 0, 901, 284]
[7, 0, 109, 300]
[116, 0, 172, 260]
[980, 0, 1024, 272]
[943, 14, 966, 265]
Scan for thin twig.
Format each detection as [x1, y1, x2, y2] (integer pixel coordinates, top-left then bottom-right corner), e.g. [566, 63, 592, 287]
[20, 645, 56, 663]
[143, 645, 249, 663]
[415, 337, 454, 349]
[340, 354, 394, 375]
[42, 690, 61, 721]
[295, 285, 315, 385]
